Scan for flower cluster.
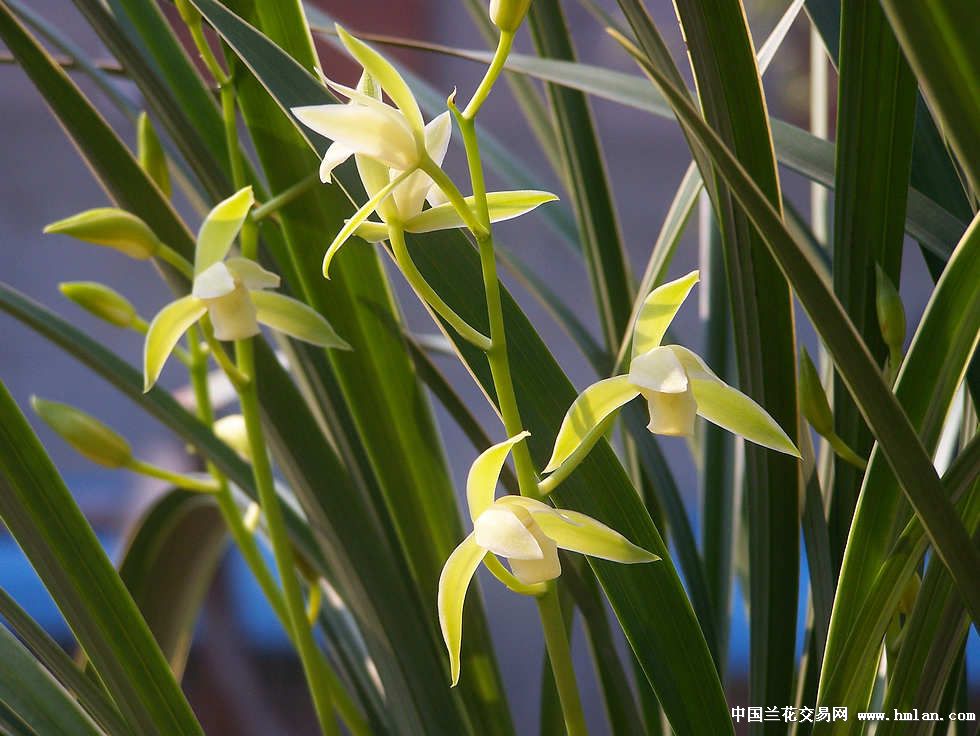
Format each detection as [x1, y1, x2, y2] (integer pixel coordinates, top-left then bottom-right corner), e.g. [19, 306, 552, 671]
[283, 26, 801, 689]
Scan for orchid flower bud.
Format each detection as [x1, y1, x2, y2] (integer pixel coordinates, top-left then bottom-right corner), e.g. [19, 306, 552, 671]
[44, 208, 162, 260]
[137, 112, 170, 197]
[798, 348, 833, 438]
[31, 397, 133, 468]
[875, 265, 905, 360]
[59, 281, 140, 329]
[490, 0, 532, 32]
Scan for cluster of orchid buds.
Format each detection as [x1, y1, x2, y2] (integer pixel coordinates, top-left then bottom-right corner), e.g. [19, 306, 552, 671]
[37, 0, 802, 702]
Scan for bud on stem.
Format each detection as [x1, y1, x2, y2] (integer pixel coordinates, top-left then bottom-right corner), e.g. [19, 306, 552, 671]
[798, 349, 867, 471]
[137, 112, 171, 197]
[875, 265, 905, 384]
[44, 208, 162, 260]
[60, 281, 141, 330]
[31, 397, 133, 468]
[489, 0, 531, 32]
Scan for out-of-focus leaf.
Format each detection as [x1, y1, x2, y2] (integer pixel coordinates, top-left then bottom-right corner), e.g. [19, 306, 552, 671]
[116, 490, 227, 679]
[0, 623, 105, 736]
[0, 379, 203, 735]
[528, 0, 634, 350]
[827, 0, 916, 570]
[878, 0, 980, 195]
[0, 588, 131, 736]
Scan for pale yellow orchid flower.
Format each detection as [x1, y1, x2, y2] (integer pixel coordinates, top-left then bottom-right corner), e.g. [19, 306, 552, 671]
[544, 271, 800, 474]
[142, 187, 348, 391]
[438, 432, 658, 685]
[290, 26, 557, 277]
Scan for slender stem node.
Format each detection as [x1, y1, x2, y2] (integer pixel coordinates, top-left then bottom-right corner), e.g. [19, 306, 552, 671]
[389, 225, 492, 350]
[126, 459, 219, 493]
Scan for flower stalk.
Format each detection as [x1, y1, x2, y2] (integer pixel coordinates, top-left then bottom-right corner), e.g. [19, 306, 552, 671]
[452, 30, 589, 735]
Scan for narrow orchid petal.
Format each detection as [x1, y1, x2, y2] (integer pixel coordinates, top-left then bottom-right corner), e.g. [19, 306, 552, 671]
[628, 345, 689, 393]
[426, 183, 450, 208]
[670, 345, 800, 456]
[405, 191, 559, 234]
[391, 114, 451, 219]
[143, 295, 206, 391]
[466, 431, 531, 522]
[195, 187, 254, 276]
[496, 496, 579, 524]
[224, 257, 281, 291]
[192, 261, 236, 300]
[323, 169, 412, 277]
[425, 111, 452, 167]
[544, 375, 639, 473]
[631, 270, 699, 359]
[252, 291, 350, 349]
[335, 25, 424, 133]
[351, 221, 390, 243]
[391, 169, 436, 221]
[292, 104, 417, 171]
[207, 287, 260, 341]
[474, 507, 543, 560]
[319, 141, 353, 184]
[437, 534, 487, 686]
[533, 510, 660, 564]
[324, 78, 400, 115]
[642, 387, 698, 436]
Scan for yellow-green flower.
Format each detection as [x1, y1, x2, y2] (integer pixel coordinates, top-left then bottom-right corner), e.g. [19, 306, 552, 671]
[545, 271, 799, 474]
[291, 26, 557, 277]
[438, 432, 657, 685]
[142, 187, 348, 391]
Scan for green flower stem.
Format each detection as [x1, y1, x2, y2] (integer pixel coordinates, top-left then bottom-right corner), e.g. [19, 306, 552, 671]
[199, 320, 249, 389]
[462, 30, 514, 119]
[419, 158, 488, 239]
[252, 173, 319, 221]
[537, 415, 616, 495]
[536, 582, 590, 736]
[199, 27, 340, 736]
[187, 331, 369, 736]
[125, 458, 219, 493]
[453, 33, 590, 734]
[185, 15, 229, 87]
[155, 242, 194, 280]
[234, 338, 339, 736]
[388, 224, 491, 350]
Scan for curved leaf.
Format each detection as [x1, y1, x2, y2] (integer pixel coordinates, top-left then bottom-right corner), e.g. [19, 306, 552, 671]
[0, 380, 203, 735]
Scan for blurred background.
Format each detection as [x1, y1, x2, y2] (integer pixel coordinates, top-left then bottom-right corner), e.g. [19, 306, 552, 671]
[0, 1, 975, 733]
